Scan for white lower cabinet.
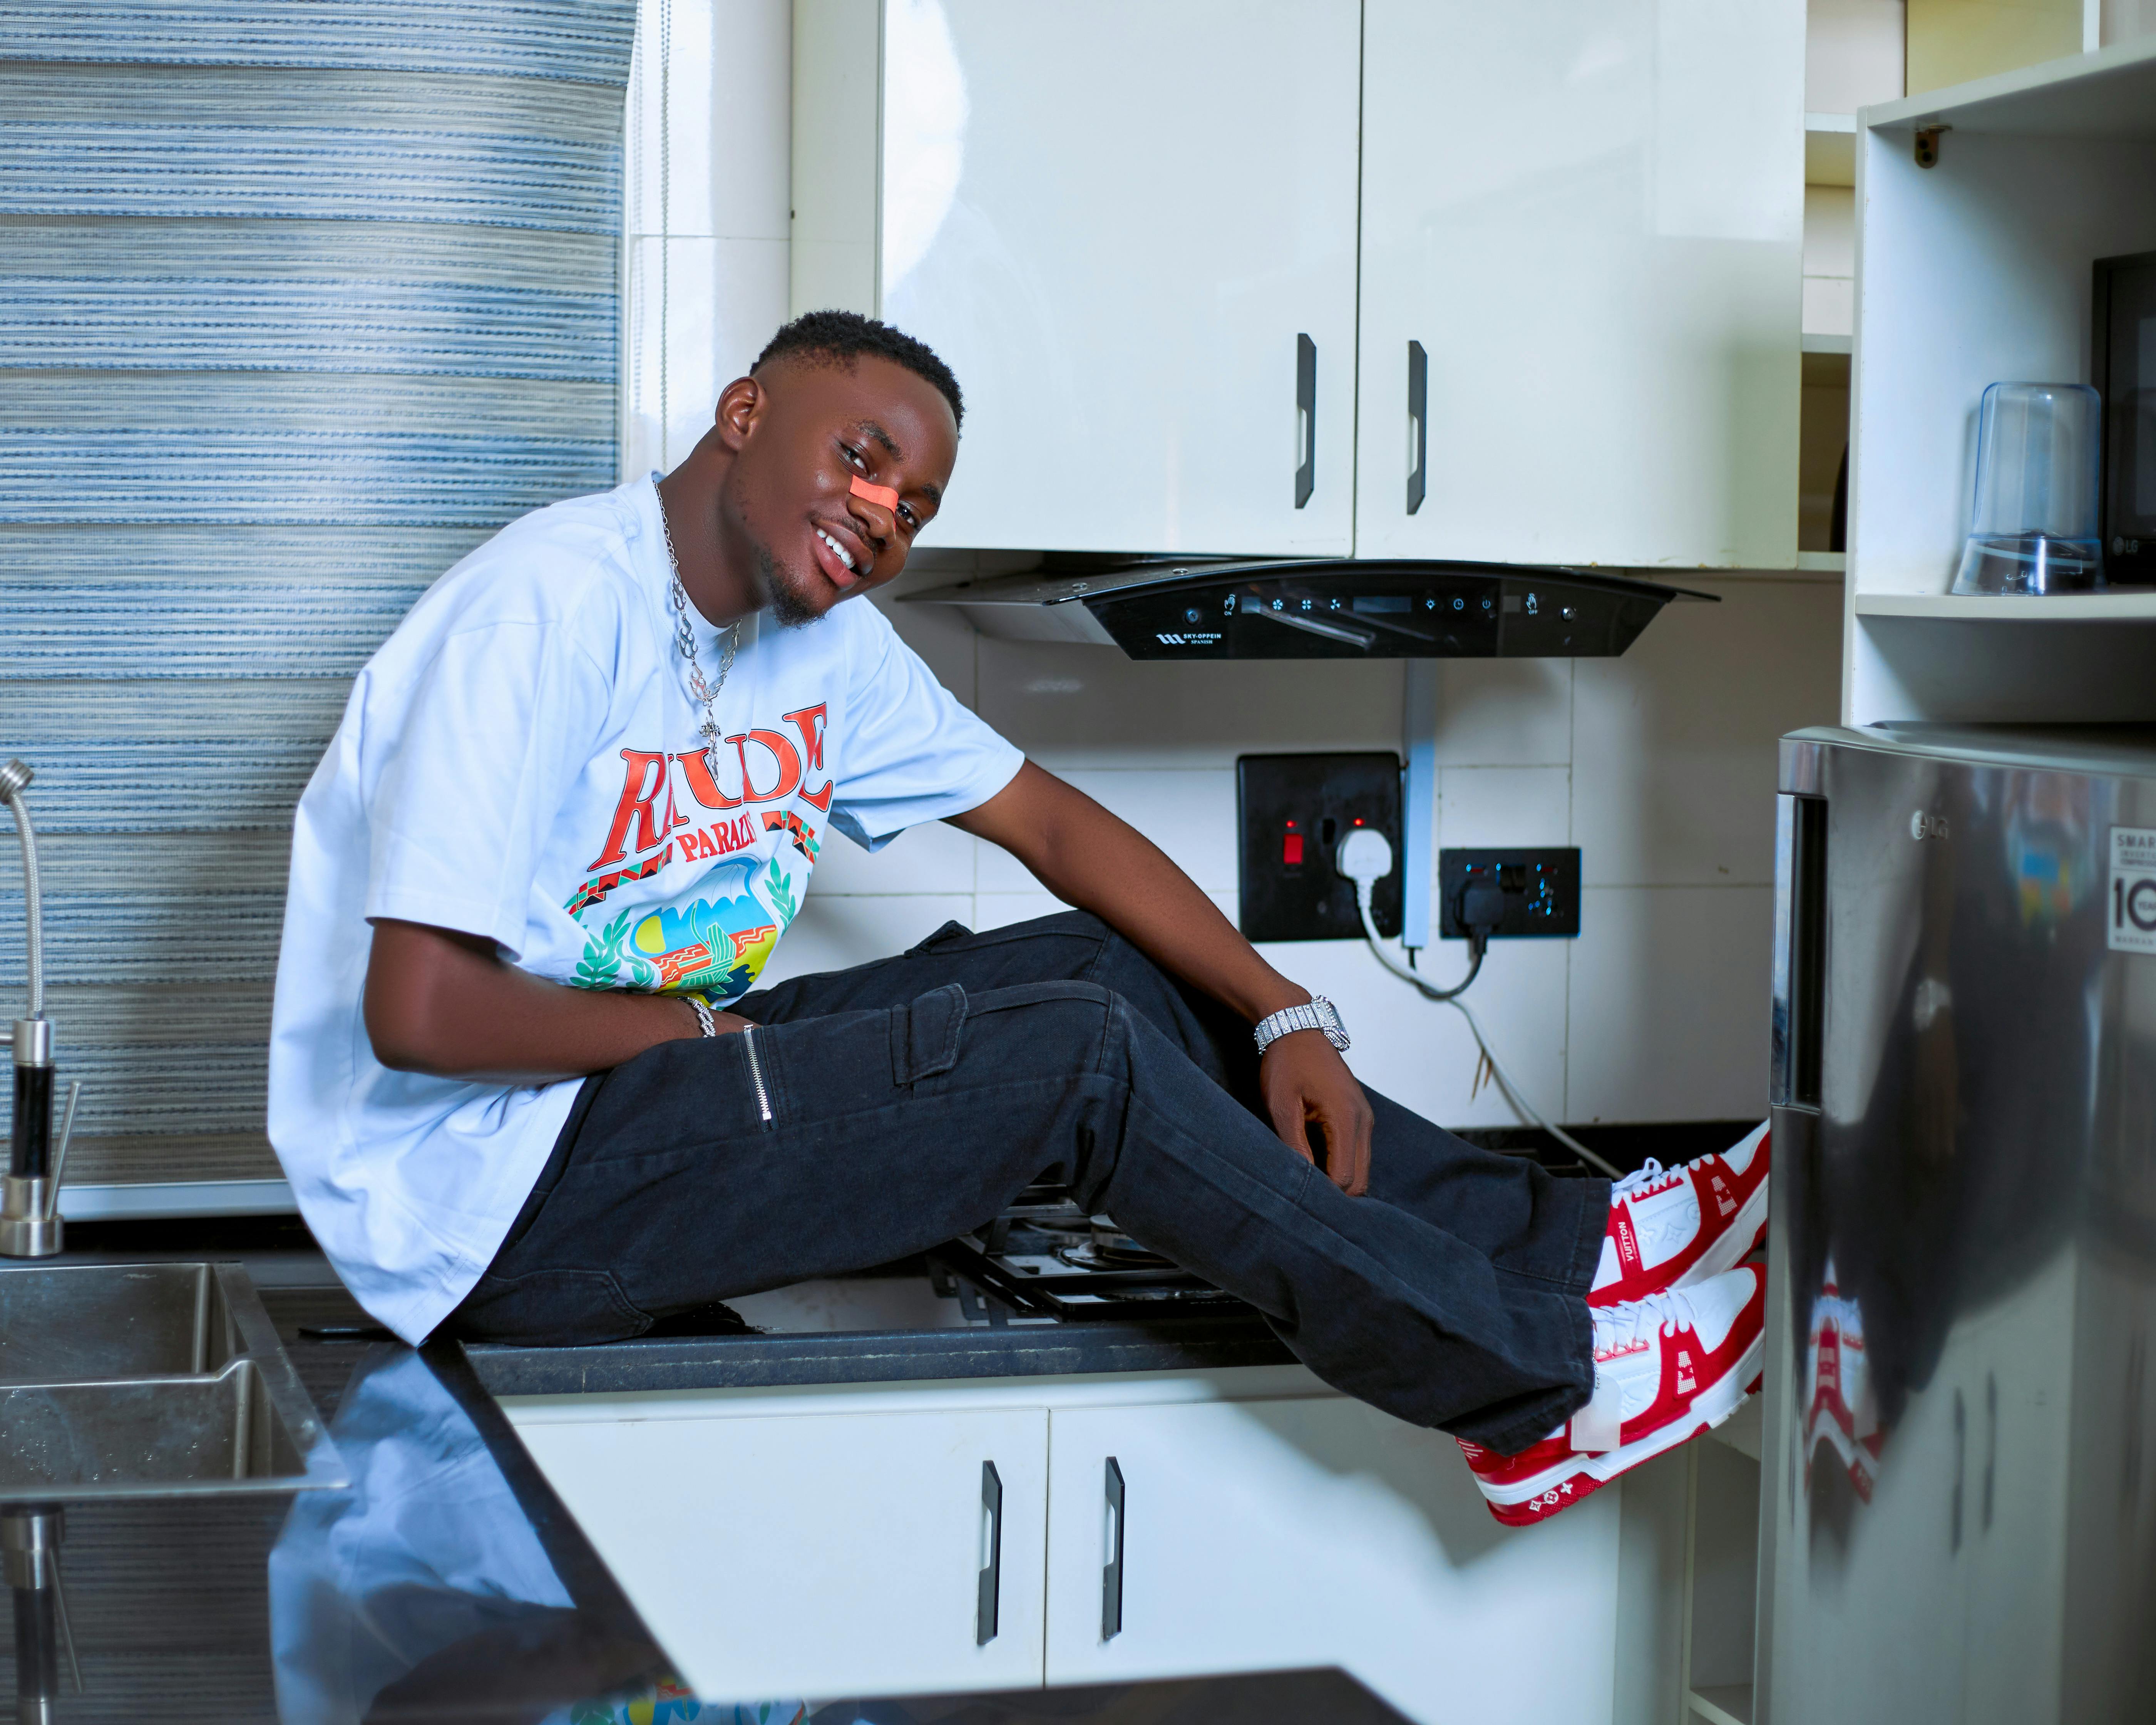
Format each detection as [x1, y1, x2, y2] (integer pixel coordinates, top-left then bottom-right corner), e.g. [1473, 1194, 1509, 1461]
[506, 1373, 1624, 1722]
[509, 1405, 1049, 1701]
[1041, 1397, 1620, 1722]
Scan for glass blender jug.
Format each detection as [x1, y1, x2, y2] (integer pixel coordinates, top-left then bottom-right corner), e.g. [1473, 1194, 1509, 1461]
[1952, 382, 2104, 595]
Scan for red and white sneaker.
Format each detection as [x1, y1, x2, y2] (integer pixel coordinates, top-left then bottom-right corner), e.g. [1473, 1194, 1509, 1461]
[1460, 1264, 1767, 1527]
[1589, 1123, 1770, 1308]
[1803, 1259, 1884, 1501]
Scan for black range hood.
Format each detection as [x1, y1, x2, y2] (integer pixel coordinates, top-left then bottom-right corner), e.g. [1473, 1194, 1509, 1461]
[903, 558, 1715, 660]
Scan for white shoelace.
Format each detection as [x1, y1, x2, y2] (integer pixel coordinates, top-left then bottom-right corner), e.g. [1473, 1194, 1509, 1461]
[1591, 1283, 1706, 1357]
[1611, 1157, 1689, 1200]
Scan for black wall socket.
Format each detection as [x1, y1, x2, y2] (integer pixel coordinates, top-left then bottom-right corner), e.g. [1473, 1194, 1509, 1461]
[1437, 847, 1581, 939]
[1237, 753, 1402, 942]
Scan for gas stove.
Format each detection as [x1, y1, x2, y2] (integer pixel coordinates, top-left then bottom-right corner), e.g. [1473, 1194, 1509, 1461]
[928, 1140, 1607, 1326]
[927, 1184, 1253, 1323]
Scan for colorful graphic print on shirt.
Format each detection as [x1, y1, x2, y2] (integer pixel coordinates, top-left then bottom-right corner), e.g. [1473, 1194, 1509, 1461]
[564, 704, 829, 1003]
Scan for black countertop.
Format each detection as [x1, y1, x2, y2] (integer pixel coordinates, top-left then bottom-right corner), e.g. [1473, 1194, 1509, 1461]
[468, 1312, 1294, 1399]
[2, 1267, 1385, 1723]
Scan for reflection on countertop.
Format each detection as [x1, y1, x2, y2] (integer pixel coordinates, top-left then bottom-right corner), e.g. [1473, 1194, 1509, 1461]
[1, 1295, 680, 1723]
[0, 1249, 1404, 1722]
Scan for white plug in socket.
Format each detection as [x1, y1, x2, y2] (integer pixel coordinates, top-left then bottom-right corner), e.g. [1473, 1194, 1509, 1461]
[1335, 826, 1394, 887]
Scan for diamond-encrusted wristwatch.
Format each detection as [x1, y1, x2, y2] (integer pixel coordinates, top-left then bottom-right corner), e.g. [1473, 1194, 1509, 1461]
[1252, 995, 1350, 1056]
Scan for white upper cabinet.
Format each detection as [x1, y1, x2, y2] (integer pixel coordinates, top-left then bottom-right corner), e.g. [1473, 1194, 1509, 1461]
[792, 0, 1363, 556]
[1353, 0, 1806, 569]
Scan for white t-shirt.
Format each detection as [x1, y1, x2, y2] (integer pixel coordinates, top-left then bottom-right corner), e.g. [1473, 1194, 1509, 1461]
[268, 476, 1024, 1343]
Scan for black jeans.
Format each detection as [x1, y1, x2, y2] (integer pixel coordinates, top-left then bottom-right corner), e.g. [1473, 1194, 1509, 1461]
[449, 913, 1604, 1452]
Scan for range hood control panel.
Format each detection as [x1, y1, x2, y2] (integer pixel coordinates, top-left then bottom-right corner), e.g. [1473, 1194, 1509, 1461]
[906, 559, 1711, 660]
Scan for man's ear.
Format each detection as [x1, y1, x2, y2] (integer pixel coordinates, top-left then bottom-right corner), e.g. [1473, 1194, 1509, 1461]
[713, 373, 763, 453]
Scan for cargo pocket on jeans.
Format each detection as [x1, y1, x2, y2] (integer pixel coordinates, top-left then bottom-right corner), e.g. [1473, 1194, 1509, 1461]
[890, 981, 968, 1084]
[451, 1267, 653, 1347]
[904, 919, 976, 956]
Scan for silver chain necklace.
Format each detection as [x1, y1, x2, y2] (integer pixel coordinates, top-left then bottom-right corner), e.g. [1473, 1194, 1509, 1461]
[659, 500, 740, 776]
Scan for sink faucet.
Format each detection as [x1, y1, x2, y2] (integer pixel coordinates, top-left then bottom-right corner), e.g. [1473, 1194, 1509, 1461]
[1, 760, 79, 1259]
[3, 1507, 82, 1717]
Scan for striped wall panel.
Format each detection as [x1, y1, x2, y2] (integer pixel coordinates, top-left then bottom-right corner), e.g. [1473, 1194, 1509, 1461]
[0, 221, 618, 380]
[0, 2, 638, 84]
[0, 2, 636, 1189]
[0, 67, 627, 231]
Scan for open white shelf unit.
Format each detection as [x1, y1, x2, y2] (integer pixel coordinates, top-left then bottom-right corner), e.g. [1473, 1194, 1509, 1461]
[1844, 36, 2156, 723]
[1855, 590, 2156, 621]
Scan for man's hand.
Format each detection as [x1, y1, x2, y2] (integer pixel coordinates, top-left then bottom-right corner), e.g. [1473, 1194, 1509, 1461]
[1261, 1031, 1376, 1197]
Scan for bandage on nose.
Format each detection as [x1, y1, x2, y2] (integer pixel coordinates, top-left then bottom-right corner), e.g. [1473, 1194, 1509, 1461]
[849, 474, 901, 512]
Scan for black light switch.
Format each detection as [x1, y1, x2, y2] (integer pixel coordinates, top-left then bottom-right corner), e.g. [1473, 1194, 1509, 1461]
[1237, 753, 1403, 943]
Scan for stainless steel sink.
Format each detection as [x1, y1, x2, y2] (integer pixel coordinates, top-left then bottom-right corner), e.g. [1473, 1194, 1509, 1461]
[0, 1261, 344, 1501]
[0, 1261, 246, 1384]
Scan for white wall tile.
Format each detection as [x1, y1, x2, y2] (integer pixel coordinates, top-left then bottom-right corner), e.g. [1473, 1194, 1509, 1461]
[974, 641, 1405, 769]
[974, 768, 1238, 895]
[1565, 886, 1773, 1124]
[1436, 766, 1572, 850]
[813, 818, 979, 896]
[1433, 659, 1574, 767]
[973, 888, 1241, 936]
[1572, 576, 1842, 887]
[875, 590, 980, 707]
[1258, 936, 1571, 1130]
[973, 889, 1075, 931]
[757, 893, 974, 988]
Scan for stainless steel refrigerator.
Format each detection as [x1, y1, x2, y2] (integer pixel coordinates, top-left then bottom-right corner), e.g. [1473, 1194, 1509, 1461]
[1761, 724, 2156, 1725]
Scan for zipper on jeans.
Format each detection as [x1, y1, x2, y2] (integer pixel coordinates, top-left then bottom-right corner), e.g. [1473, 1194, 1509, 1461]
[741, 1024, 774, 1125]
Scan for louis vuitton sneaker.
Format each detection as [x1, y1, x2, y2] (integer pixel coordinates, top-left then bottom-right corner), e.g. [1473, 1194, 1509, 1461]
[1589, 1122, 1770, 1308]
[1462, 1264, 1767, 1527]
[1804, 1260, 1883, 1501]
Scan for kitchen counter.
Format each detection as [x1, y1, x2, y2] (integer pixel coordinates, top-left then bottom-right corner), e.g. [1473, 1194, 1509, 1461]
[469, 1312, 1294, 1399]
[2, 1254, 1382, 1721]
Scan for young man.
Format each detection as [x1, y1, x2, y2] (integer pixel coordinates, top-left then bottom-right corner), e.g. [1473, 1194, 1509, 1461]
[269, 312, 1769, 1523]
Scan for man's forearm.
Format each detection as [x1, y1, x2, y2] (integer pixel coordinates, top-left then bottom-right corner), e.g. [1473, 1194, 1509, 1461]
[951, 764, 1310, 1025]
[363, 918, 716, 1082]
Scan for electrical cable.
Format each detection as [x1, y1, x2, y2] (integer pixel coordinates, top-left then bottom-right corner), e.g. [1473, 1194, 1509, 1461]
[1357, 884, 1485, 1000]
[1336, 828, 1621, 1180]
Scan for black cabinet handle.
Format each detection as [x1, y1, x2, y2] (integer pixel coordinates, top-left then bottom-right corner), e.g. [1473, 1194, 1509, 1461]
[1406, 340, 1427, 515]
[1772, 794, 1827, 1111]
[1983, 1372, 1996, 1533]
[1294, 334, 1316, 509]
[1101, 1457, 1125, 1640]
[1951, 1389, 1965, 1554]
[976, 1460, 1002, 1646]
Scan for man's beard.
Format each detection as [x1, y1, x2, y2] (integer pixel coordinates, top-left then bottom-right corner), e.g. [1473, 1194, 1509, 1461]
[755, 541, 825, 630]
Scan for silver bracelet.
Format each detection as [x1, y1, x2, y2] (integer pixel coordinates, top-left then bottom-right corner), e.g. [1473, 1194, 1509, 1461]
[685, 996, 717, 1037]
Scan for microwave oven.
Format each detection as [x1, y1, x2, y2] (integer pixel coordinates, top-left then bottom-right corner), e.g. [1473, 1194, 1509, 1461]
[2095, 249, 2156, 586]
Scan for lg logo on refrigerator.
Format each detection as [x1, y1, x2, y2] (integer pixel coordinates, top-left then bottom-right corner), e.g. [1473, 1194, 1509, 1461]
[1910, 810, 1950, 841]
[2111, 826, 2156, 955]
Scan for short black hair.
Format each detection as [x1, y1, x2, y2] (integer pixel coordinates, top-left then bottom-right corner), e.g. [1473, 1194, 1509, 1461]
[752, 310, 964, 429]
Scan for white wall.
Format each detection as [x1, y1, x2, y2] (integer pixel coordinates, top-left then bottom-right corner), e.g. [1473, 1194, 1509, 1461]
[762, 567, 1843, 1129]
